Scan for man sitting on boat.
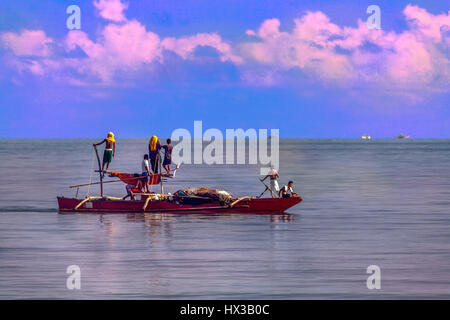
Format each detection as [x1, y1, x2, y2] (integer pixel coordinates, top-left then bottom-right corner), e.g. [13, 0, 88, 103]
[93, 132, 116, 175]
[279, 181, 297, 198]
[122, 174, 144, 200]
[260, 166, 280, 198]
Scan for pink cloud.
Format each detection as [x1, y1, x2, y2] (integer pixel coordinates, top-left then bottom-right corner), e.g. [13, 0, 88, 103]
[63, 21, 242, 82]
[66, 30, 103, 58]
[404, 5, 450, 42]
[240, 6, 450, 91]
[1, 3, 448, 96]
[6, 59, 45, 76]
[93, 0, 128, 22]
[1, 30, 53, 57]
[241, 14, 353, 81]
[65, 20, 161, 81]
[245, 30, 256, 36]
[162, 33, 242, 63]
[293, 11, 340, 44]
[257, 18, 284, 39]
[63, 24, 242, 84]
[101, 21, 161, 66]
[384, 32, 433, 82]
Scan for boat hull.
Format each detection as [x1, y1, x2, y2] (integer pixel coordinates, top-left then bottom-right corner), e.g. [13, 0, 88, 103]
[57, 196, 302, 214]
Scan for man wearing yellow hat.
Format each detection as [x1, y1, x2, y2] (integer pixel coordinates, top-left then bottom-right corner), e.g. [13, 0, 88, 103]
[148, 135, 161, 173]
[93, 132, 116, 173]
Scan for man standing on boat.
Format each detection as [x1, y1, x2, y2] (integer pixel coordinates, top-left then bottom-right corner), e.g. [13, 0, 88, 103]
[141, 154, 151, 193]
[93, 132, 116, 174]
[148, 136, 161, 173]
[162, 138, 173, 175]
[260, 166, 280, 198]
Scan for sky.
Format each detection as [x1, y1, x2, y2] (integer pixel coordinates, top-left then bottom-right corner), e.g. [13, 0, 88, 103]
[0, 0, 449, 138]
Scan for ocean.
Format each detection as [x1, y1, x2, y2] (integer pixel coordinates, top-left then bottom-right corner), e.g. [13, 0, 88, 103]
[0, 138, 449, 299]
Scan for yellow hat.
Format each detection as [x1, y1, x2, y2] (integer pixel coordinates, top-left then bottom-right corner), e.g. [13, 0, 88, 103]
[149, 135, 158, 151]
[106, 132, 115, 142]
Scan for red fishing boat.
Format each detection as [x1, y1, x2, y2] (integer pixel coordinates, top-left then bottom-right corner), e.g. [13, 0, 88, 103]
[57, 146, 302, 214]
[57, 194, 302, 214]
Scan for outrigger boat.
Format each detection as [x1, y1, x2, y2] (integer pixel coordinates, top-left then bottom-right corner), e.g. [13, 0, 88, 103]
[57, 146, 302, 214]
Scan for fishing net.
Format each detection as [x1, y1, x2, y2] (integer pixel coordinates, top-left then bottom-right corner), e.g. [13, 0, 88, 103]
[174, 187, 235, 205]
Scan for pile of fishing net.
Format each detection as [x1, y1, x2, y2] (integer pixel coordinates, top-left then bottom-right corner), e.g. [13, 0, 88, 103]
[174, 187, 235, 205]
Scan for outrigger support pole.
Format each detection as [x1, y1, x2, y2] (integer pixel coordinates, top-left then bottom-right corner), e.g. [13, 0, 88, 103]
[258, 179, 273, 198]
[93, 145, 103, 197]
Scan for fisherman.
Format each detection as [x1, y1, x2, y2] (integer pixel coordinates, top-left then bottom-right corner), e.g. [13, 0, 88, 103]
[93, 132, 116, 174]
[148, 135, 161, 173]
[162, 138, 173, 175]
[260, 166, 280, 198]
[123, 175, 144, 200]
[279, 181, 297, 198]
[141, 154, 151, 193]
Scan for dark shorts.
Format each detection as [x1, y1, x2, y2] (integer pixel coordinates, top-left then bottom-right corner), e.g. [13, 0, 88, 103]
[163, 158, 171, 166]
[103, 149, 113, 163]
[141, 172, 149, 181]
[282, 194, 291, 198]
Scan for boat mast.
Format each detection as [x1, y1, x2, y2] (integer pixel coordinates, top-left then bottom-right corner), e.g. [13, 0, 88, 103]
[159, 153, 164, 194]
[93, 145, 103, 197]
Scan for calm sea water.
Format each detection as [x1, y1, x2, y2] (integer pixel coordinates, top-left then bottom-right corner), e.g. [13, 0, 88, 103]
[0, 139, 449, 299]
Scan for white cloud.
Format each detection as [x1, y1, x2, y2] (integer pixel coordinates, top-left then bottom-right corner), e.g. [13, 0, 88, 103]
[1, 2, 448, 97]
[1, 30, 53, 57]
[93, 0, 129, 22]
[162, 33, 242, 64]
[239, 6, 450, 91]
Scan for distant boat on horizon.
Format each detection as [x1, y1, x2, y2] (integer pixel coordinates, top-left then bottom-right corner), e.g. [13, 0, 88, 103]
[395, 134, 410, 139]
[361, 134, 371, 140]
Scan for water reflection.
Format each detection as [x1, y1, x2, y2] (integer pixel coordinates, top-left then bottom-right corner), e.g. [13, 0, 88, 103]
[99, 214, 117, 237]
[97, 211, 297, 240]
[126, 213, 174, 238]
[270, 213, 296, 223]
[123, 212, 296, 225]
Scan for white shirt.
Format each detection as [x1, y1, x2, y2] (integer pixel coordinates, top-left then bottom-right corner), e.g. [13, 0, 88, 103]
[281, 185, 293, 194]
[142, 159, 149, 172]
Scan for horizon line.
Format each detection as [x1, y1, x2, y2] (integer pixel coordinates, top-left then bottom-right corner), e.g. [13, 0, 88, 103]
[1, 137, 450, 140]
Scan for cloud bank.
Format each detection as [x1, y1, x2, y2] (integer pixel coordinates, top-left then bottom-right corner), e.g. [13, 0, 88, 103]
[0, 1, 449, 95]
[241, 5, 449, 93]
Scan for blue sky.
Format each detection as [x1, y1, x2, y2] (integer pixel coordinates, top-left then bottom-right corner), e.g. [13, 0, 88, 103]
[0, 0, 449, 138]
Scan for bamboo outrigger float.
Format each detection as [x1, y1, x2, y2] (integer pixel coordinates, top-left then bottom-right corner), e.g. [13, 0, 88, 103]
[57, 146, 302, 214]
